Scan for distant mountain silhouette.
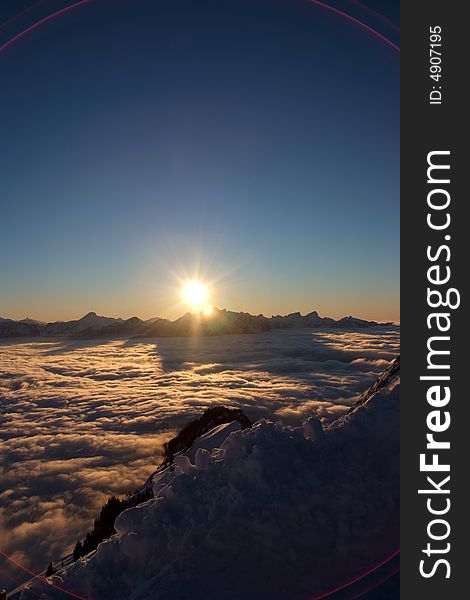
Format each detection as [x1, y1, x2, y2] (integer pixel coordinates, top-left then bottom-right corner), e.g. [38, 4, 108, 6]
[0, 308, 394, 339]
[143, 308, 271, 337]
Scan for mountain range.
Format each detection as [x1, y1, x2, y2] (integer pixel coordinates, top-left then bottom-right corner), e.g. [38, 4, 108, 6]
[0, 308, 395, 339]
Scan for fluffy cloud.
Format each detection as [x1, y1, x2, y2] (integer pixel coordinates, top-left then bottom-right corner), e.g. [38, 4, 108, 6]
[0, 327, 399, 585]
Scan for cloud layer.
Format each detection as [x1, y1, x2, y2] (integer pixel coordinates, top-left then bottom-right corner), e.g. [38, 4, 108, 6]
[0, 328, 399, 585]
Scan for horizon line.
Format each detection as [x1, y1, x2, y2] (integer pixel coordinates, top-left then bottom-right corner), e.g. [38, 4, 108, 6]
[1, 306, 399, 326]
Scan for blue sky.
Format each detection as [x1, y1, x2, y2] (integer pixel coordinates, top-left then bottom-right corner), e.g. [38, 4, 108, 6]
[0, 0, 399, 322]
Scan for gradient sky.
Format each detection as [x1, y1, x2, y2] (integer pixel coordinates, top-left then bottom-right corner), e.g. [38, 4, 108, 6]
[0, 0, 399, 322]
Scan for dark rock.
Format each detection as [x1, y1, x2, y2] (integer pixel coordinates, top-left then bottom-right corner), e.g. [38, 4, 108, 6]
[161, 406, 253, 467]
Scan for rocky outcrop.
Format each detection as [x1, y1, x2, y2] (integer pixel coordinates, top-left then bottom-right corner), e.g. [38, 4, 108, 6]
[160, 406, 253, 467]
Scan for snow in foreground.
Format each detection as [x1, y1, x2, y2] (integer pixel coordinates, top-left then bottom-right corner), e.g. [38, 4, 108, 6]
[43, 357, 400, 600]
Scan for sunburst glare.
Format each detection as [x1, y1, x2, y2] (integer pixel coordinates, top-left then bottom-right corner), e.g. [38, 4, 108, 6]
[182, 281, 209, 309]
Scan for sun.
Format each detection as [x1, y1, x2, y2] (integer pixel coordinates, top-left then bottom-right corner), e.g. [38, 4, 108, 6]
[182, 281, 208, 308]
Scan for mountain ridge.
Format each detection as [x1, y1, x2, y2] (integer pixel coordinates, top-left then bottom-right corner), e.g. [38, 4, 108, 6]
[0, 308, 396, 339]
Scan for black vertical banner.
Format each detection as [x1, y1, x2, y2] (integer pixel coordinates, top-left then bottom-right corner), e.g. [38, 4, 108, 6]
[401, 1, 468, 599]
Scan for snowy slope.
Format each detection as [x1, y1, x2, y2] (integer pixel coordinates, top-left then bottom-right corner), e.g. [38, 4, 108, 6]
[29, 357, 400, 600]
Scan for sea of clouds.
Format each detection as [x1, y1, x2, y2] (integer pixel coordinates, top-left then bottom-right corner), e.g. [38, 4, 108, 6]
[0, 327, 399, 585]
